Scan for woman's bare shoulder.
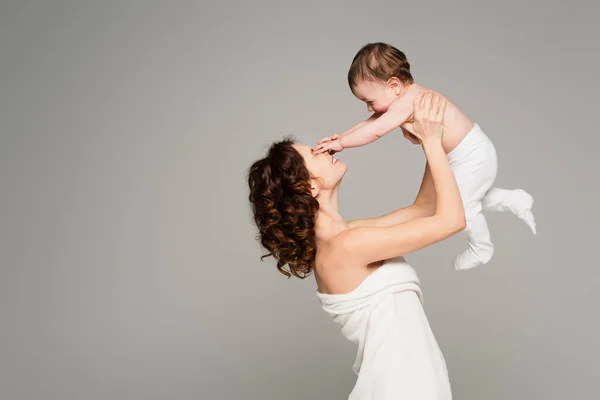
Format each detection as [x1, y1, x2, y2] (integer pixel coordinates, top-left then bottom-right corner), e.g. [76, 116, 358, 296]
[316, 227, 372, 269]
[315, 238, 382, 295]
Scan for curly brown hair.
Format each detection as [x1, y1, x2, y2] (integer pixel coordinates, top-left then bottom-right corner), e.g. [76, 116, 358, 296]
[247, 138, 320, 279]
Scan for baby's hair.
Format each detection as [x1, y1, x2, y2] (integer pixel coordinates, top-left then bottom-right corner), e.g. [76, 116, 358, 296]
[348, 42, 414, 89]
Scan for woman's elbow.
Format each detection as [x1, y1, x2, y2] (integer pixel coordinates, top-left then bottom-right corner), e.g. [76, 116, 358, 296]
[452, 208, 467, 232]
[441, 213, 466, 234]
[454, 215, 467, 232]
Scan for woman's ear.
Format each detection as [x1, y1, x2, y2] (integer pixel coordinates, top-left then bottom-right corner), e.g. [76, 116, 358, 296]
[309, 178, 320, 198]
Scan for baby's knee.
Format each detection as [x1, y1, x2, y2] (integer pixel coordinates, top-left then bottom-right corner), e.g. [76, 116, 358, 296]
[465, 215, 487, 231]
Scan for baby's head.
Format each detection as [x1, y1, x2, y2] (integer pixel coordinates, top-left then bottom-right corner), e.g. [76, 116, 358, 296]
[348, 42, 414, 113]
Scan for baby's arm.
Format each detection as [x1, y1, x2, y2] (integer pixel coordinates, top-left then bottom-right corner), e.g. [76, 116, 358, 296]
[314, 98, 413, 154]
[339, 99, 412, 148]
[316, 113, 382, 148]
[341, 113, 383, 136]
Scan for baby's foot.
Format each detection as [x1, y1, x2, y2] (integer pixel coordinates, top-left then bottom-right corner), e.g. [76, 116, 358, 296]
[508, 189, 537, 235]
[453, 245, 494, 271]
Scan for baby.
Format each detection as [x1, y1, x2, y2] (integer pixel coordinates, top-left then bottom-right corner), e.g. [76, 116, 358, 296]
[315, 42, 536, 270]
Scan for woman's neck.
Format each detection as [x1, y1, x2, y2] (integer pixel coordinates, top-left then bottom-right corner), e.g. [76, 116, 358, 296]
[315, 189, 347, 240]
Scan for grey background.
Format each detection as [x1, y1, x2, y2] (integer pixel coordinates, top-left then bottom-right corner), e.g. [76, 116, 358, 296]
[1, 0, 598, 399]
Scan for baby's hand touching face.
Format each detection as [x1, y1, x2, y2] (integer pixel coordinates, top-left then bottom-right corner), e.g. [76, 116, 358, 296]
[314, 134, 343, 154]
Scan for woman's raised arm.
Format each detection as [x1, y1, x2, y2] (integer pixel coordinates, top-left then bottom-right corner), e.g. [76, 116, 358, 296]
[339, 91, 465, 265]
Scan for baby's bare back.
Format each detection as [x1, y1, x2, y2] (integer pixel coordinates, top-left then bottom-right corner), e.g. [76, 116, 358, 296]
[398, 84, 474, 153]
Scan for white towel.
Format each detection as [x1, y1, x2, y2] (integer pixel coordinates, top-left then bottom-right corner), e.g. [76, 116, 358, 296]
[316, 257, 452, 399]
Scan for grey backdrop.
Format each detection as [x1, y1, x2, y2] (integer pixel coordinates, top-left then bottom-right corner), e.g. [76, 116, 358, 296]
[1, 1, 599, 399]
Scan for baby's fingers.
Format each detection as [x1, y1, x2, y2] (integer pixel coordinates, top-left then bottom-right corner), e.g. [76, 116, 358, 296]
[313, 144, 328, 154]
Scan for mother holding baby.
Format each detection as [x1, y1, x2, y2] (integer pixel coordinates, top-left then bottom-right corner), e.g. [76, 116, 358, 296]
[247, 90, 460, 399]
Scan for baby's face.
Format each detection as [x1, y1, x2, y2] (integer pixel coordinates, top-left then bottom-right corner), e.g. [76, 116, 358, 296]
[352, 79, 399, 113]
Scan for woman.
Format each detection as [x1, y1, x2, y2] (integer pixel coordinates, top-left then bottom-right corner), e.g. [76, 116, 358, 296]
[247, 91, 464, 399]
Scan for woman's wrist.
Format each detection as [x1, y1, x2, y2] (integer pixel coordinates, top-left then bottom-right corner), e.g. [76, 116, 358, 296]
[420, 136, 442, 150]
[421, 137, 446, 164]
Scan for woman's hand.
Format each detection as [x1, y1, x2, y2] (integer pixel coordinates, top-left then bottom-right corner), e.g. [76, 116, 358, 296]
[411, 91, 447, 143]
[338, 91, 464, 266]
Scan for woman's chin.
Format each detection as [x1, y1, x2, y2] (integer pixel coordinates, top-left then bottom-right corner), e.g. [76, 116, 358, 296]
[337, 161, 348, 178]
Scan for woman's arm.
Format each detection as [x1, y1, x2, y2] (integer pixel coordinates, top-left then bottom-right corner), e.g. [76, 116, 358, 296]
[339, 92, 465, 265]
[348, 162, 434, 228]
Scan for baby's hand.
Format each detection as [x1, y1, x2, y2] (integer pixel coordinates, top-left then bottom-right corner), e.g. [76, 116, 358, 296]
[317, 134, 342, 145]
[314, 134, 343, 154]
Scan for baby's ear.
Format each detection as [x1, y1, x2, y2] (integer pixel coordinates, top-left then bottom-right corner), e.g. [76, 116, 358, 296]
[387, 76, 401, 89]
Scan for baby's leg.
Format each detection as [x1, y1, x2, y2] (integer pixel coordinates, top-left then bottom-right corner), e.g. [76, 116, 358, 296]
[482, 188, 537, 234]
[453, 208, 494, 270]
[450, 145, 498, 270]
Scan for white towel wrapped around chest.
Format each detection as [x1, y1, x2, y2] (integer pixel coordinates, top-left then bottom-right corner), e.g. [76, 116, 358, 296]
[316, 257, 452, 400]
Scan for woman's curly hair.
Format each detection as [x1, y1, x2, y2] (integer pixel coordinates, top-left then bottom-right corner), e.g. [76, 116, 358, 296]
[247, 138, 319, 279]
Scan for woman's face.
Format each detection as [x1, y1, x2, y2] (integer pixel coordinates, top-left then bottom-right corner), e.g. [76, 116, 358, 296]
[293, 143, 347, 190]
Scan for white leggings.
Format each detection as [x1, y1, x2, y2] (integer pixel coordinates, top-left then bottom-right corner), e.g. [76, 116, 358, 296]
[448, 123, 520, 269]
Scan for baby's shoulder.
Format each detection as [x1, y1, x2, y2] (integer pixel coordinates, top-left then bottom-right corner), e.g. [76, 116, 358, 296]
[385, 89, 414, 116]
[407, 83, 429, 95]
[391, 84, 427, 108]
